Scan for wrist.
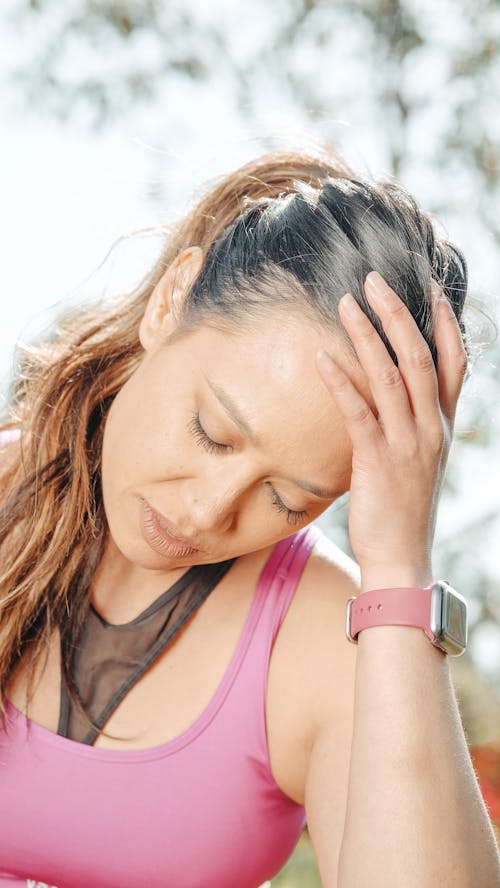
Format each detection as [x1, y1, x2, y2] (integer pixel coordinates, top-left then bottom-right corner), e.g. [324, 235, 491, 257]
[359, 564, 434, 595]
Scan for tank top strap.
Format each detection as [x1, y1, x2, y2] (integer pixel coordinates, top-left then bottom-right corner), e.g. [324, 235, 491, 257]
[227, 521, 325, 695]
[265, 522, 325, 644]
[234, 520, 327, 702]
[220, 521, 326, 798]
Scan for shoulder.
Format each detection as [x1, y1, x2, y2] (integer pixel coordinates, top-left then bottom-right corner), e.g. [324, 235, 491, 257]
[280, 524, 361, 741]
[264, 523, 361, 807]
[288, 523, 361, 631]
[298, 523, 361, 591]
[285, 528, 362, 886]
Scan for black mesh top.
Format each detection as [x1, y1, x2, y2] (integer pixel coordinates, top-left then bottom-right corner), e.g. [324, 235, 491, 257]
[57, 558, 237, 744]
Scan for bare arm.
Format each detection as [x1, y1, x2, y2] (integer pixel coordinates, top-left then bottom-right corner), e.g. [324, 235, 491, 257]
[337, 567, 500, 888]
[313, 272, 500, 886]
[304, 559, 500, 888]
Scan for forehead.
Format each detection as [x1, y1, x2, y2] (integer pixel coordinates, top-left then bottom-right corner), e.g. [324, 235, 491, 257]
[182, 311, 366, 411]
[174, 312, 371, 494]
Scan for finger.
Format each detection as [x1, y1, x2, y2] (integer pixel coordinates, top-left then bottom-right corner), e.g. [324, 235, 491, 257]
[430, 283, 469, 425]
[363, 272, 441, 429]
[316, 348, 383, 452]
[337, 291, 416, 444]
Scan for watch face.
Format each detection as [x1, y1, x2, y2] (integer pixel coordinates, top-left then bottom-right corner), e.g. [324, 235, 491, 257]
[430, 581, 468, 656]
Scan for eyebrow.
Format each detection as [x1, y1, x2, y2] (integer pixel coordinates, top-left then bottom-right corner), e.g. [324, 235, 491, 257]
[204, 376, 341, 500]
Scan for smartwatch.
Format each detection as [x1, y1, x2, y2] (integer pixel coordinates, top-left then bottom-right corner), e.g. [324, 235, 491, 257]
[345, 580, 468, 657]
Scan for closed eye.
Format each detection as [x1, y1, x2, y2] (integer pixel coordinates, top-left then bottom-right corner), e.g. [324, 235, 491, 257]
[188, 411, 232, 455]
[188, 411, 309, 526]
[266, 483, 308, 526]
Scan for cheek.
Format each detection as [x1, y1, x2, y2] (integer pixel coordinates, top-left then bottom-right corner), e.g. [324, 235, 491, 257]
[101, 382, 154, 485]
[103, 388, 196, 495]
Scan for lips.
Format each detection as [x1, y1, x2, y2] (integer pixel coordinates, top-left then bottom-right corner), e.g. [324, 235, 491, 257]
[140, 497, 200, 556]
[151, 507, 199, 548]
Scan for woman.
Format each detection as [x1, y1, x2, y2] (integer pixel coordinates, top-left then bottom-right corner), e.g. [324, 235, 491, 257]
[0, 148, 499, 888]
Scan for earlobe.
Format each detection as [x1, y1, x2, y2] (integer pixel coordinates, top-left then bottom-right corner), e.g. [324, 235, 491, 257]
[138, 246, 204, 351]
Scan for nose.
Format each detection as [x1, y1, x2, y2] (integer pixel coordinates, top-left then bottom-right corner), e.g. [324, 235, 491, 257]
[183, 466, 254, 536]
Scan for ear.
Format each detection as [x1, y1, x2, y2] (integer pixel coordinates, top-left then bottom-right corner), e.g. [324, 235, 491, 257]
[139, 246, 204, 351]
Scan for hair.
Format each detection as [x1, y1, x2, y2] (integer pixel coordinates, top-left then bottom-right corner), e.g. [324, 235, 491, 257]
[0, 144, 493, 737]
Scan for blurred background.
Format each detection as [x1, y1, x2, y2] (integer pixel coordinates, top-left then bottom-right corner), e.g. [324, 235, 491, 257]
[1, 0, 499, 882]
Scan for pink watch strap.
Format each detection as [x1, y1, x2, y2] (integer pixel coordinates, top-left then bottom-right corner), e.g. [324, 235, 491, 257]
[349, 584, 435, 642]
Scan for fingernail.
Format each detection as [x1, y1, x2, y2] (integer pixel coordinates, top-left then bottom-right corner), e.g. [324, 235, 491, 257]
[365, 271, 391, 302]
[339, 292, 359, 315]
[317, 348, 332, 364]
[316, 349, 337, 372]
[365, 270, 385, 289]
[430, 282, 452, 316]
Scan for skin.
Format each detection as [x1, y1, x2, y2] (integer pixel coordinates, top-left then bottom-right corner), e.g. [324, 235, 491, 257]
[97, 250, 366, 606]
[321, 273, 467, 592]
[5, 241, 477, 886]
[95, 245, 468, 611]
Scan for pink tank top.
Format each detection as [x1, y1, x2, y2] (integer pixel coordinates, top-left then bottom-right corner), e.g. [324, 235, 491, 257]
[0, 453, 325, 888]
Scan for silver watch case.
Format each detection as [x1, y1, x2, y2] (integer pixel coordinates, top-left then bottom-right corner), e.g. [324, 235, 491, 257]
[345, 580, 468, 657]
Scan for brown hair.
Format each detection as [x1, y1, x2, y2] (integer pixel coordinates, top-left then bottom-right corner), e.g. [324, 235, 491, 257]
[0, 144, 491, 735]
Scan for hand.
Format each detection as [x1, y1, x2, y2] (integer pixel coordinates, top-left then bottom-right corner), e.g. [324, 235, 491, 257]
[316, 271, 469, 590]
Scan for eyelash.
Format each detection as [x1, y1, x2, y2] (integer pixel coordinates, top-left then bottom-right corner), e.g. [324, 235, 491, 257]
[188, 411, 231, 455]
[267, 489, 308, 527]
[187, 411, 308, 527]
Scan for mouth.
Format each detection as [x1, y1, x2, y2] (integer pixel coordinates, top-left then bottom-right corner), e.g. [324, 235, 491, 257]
[140, 498, 201, 558]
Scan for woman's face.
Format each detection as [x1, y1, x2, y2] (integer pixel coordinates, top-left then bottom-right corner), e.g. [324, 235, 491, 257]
[101, 250, 373, 576]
